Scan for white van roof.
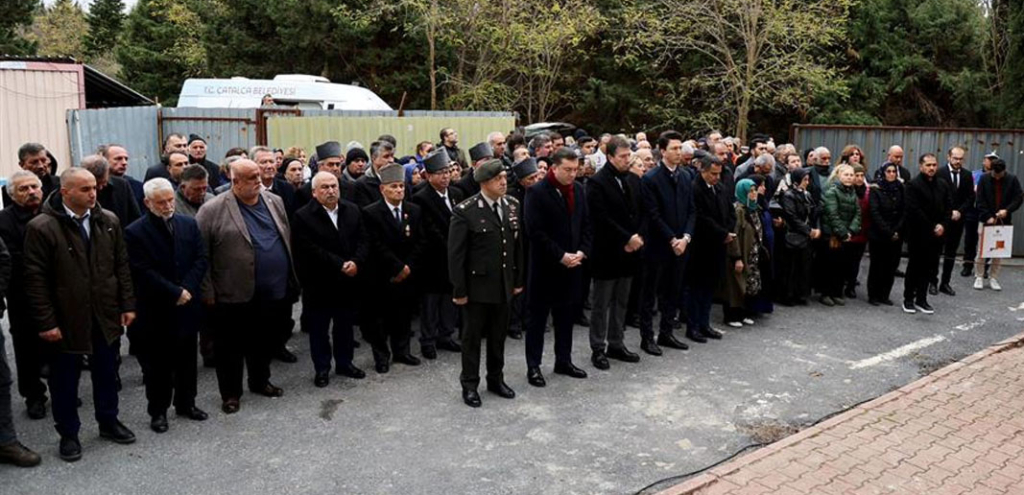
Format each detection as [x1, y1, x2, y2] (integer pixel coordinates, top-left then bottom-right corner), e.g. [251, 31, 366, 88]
[176, 75, 393, 111]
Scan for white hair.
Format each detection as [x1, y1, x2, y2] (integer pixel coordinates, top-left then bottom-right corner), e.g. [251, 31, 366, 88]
[6, 170, 41, 196]
[814, 146, 830, 156]
[754, 154, 776, 168]
[143, 178, 175, 199]
[311, 171, 337, 189]
[680, 144, 695, 156]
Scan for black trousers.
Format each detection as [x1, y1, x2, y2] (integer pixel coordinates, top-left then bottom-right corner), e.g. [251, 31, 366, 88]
[420, 293, 457, 347]
[0, 327, 15, 445]
[821, 242, 858, 298]
[138, 317, 199, 417]
[525, 302, 577, 368]
[639, 257, 683, 340]
[777, 244, 812, 302]
[962, 215, 979, 270]
[845, 242, 867, 290]
[214, 300, 284, 400]
[8, 305, 48, 404]
[904, 238, 941, 304]
[867, 238, 903, 302]
[304, 304, 355, 374]
[938, 220, 965, 285]
[460, 302, 509, 390]
[361, 284, 413, 365]
[49, 327, 119, 438]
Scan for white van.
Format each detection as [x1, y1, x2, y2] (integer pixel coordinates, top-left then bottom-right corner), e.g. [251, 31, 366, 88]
[176, 74, 394, 111]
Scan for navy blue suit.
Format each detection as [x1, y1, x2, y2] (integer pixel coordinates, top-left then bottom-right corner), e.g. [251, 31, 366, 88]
[124, 213, 208, 416]
[523, 177, 592, 368]
[638, 163, 695, 339]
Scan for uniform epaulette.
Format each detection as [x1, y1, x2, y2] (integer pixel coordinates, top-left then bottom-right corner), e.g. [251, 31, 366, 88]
[456, 197, 475, 210]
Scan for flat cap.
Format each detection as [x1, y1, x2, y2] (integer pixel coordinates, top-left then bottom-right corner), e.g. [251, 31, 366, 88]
[379, 163, 404, 184]
[474, 159, 505, 183]
[423, 150, 450, 173]
[469, 142, 493, 163]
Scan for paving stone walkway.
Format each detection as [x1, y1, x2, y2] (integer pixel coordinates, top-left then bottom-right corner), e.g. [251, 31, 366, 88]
[661, 331, 1024, 495]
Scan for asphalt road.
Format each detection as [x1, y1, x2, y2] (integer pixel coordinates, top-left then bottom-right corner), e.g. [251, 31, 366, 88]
[2, 263, 1022, 495]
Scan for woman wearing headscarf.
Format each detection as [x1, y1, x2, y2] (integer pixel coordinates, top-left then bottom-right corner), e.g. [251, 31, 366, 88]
[867, 162, 905, 305]
[720, 179, 767, 328]
[747, 175, 775, 316]
[844, 165, 871, 299]
[777, 168, 819, 305]
[819, 164, 861, 306]
[277, 156, 305, 190]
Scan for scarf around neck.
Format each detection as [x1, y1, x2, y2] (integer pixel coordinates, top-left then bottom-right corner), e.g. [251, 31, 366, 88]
[546, 168, 575, 215]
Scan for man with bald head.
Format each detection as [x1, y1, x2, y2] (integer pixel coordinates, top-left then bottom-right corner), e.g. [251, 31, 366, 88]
[100, 144, 144, 207]
[80, 154, 141, 229]
[879, 145, 911, 183]
[24, 165, 137, 461]
[196, 159, 299, 414]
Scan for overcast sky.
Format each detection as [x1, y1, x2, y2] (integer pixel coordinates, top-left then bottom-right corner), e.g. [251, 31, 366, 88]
[47, 0, 139, 11]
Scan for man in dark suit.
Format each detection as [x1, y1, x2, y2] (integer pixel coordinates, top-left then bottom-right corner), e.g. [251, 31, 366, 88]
[902, 153, 952, 315]
[506, 158, 543, 339]
[295, 141, 356, 211]
[449, 160, 524, 407]
[587, 136, 645, 370]
[1, 143, 60, 208]
[292, 172, 368, 387]
[0, 171, 46, 420]
[354, 141, 395, 207]
[195, 159, 299, 414]
[186, 134, 225, 189]
[687, 155, 736, 341]
[144, 133, 188, 183]
[125, 178, 209, 434]
[523, 147, 593, 387]
[933, 146, 974, 296]
[412, 151, 464, 359]
[100, 144, 145, 207]
[638, 131, 696, 354]
[361, 164, 425, 373]
[450, 142, 493, 199]
[81, 155, 141, 229]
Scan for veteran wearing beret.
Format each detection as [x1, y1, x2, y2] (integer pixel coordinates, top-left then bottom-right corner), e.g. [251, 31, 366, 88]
[448, 159, 524, 407]
[451, 142, 495, 199]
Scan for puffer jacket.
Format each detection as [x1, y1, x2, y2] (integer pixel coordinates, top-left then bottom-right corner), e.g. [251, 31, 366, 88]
[821, 183, 861, 238]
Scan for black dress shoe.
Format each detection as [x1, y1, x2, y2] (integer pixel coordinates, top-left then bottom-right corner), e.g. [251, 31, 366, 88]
[462, 389, 482, 408]
[99, 420, 136, 444]
[437, 339, 462, 352]
[0, 441, 41, 467]
[394, 354, 421, 366]
[421, 346, 437, 360]
[701, 327, 724, 340]
[508, 329, 523, 340]
[26, 398, 46, 420]
[881, 298, 894, 306]
[591, 351, 610, 370]
[659, 333, 691, 349]
[928, 283, 939, 296]
[486, 381, 516, 399]
[175, 406, 209, 421]
[527, 367, 546, 387]
[844, 287, 857, 299]
[59, 436, 82, 462]
[685, 330, 707, 344]
[222, 399, 240, 414]
[553, 362, 588, 379]
[939, 283, 956, 296]
[960, 265, 973, 277]
[640, 339, 662, 356]
[275, 348, 298, 363]
[672, 318, 684, 330]
[607, 346, 641, 363]
[251, 383, 284, 398]
[150, 414, 169, 433]
[313, 371, 330, 388]
[375, 362, 390, 374]
[868, 298, 881, 306]
[336, 364, 366, 379]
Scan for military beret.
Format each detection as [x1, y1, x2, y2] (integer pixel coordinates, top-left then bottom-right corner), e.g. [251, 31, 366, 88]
[469, 142, 493, 163]
[316, 141, 343, 160]
[474, 159, 504, 183]
[423, 150, 450, 173]
[512, 158, 538, 180]
[188, 134, 206, 145]
[379, 163, 404, 184]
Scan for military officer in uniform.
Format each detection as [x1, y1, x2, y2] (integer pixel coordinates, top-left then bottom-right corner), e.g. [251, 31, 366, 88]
[448, 159, 524, 408]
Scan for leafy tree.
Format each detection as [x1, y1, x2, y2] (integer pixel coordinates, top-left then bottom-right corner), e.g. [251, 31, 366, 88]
[27, 0, 89, 60]
[118, 0, 208, 104]
[84, 0, 126, 57]
[0, 0, 38, 55]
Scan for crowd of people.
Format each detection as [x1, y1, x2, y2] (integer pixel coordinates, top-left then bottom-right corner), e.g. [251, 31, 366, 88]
[0, 126, 1020, 467]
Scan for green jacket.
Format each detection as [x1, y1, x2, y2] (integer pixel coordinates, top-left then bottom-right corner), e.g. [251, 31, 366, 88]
[821, 183, 861, 238]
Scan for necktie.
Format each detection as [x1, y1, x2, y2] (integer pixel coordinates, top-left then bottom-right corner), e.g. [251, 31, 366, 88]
[443, 195, 452, 212]
[166, 219, 174, 237]
[492, 202, 502, 223]
[393, 206, 401, 224]
[74, 217, 90, 252]
[953, 170, 959, 189]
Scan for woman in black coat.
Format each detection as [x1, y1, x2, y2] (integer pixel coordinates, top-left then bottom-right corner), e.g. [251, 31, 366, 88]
[867, 162, 906, 305]
[776, 168, 818, 305]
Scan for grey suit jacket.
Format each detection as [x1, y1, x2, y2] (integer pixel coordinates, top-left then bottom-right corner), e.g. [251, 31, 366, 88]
[195, 190, 299, 304]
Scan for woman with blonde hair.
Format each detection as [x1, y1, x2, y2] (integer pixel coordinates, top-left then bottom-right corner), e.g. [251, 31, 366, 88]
[819, 164, 861, 306]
